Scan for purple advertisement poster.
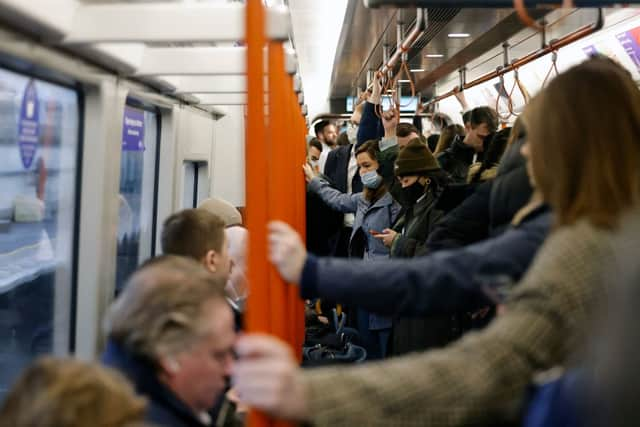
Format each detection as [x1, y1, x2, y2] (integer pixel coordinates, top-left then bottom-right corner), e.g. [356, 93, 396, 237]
[582, 45, 598, 57]
[616, 26, 640, 72]
[122, 106, 145, 151]
[17, 80, 40, 169]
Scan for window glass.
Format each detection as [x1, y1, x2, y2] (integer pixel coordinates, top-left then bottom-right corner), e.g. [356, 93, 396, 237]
[115, 104, 159, 292]
[0, 68, 80, 399]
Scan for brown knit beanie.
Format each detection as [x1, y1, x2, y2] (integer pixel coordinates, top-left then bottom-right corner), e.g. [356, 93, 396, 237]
[394, 138, 441, 177]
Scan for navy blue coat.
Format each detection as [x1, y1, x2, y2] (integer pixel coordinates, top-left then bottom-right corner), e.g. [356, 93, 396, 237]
[300, 206, 551, 317]
[356, 102, 384, 146]
[102, 340, 212, 427]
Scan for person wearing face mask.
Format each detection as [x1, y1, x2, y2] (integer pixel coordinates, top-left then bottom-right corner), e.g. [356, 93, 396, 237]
[373, 139, 453, 355]
[303, 140, 402, 359]
[307, 138, 323, 173]
[436, 106, 498, 183]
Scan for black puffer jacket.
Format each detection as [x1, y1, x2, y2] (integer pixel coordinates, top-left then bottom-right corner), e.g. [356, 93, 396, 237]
[426, 137, 533, 252]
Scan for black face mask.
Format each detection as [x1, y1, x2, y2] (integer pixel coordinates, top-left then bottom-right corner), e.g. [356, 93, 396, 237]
[399, 181, 426, 206]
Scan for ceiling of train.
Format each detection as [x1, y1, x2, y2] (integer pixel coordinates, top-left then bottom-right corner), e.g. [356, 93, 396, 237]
[330, 0, 550, 101]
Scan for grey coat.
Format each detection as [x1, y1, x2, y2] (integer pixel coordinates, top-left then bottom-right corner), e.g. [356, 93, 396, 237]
[308, 176, 402, 329]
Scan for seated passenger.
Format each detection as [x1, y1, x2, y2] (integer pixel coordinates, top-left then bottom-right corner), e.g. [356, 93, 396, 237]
[436, 106, 499, 183]
[102, 256, 236, 427]
[232, 57, 640, 426]
[0, 357, 145, 427]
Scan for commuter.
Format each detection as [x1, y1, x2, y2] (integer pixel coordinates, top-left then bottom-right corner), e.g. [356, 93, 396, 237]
[427, 122, 531, 251]
[467, 126, 512, 184]
[437, 106, 499, 183]
[0, 357, 146, 427]
[424, 112, 452, 152]
[336, 131, 350, 147]
[306, 138, 323, 172]
[233, 57, 640, 426]
[224, 225, 248, 312]
[377, 139, 453, 354]
[323, 118, 365, 258]
[313, 120, 337, 173]
[198, 197, 243, 227]
[303, 140, 402, 358]
[161, 209, 231, 281]
[103, 256, 237, 427]
[396, 122, 422, 148]
[434, 124, 465, 155]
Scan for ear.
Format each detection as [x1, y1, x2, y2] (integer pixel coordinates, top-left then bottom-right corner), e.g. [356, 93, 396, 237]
[203, 250, 218, 273]
[160, 357, 181, 375]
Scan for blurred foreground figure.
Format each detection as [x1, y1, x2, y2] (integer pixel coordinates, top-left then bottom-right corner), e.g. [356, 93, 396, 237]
[0, 357, 146, 427]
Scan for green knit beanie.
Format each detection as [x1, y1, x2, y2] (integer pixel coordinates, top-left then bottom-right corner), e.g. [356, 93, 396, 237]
[394, 139, 441, 177]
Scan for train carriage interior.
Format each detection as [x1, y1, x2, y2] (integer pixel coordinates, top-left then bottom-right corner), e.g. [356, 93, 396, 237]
[0, 0, 639, 426]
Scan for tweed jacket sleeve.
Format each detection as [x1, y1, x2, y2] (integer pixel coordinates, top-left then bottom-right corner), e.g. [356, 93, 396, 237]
[301, 220, 613, 427]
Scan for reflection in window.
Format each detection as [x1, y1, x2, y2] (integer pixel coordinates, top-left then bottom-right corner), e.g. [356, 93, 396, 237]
[0, 68, 80, 399]
[115, 105, 159, 292]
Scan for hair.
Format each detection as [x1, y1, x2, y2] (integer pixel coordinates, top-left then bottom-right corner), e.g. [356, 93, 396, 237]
[434, 124, 465, 155]
[397, 123, 420, 138]
[0, 357, 146, 427]
[336, 131, 351, 146]
[161, 209, 226, 260]
[470, 106, 499, 132]
[308, 138, 323, 153]
[105, 255, 228, 364]
[523, 56, 640, 229]
[355, 140, 387, 203]
[431, 112, 452, 131]
[313, 120, 332, 137]
[472, 126, 512, 182]
[462, 110, 472, 125]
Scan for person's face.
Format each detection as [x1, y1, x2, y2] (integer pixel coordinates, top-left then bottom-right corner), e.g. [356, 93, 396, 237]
[322, 124, 338, 145]
[520, 140, 536, 188]
[308, 146, 321, 163]
[167, 301, 236, 413]
[398, 175, 419, 188]
[465, 123, 490, 152]
[397, 132, 419, 148]
[356, 152, 379, 175]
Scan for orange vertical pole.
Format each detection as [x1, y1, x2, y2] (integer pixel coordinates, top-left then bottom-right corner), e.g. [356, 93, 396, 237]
[245, 1, 271, 426]
[286, 77, 306, 353]
[267, 42, 290, 345]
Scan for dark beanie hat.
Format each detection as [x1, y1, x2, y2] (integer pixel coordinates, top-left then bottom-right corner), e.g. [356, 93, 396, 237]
[394, 139, 441, 177]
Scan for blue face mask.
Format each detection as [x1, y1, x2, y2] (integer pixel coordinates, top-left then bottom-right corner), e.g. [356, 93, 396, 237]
[361, 170, 382, 189]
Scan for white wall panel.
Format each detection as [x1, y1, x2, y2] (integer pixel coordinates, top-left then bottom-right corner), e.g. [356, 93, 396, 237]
[173, 107, 215, 210]
[211, 106, 246, 207]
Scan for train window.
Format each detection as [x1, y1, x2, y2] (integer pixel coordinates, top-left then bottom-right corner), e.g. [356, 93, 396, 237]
[183, 161, 209, 208]
[0, 67, 80, 399]
[114, 103, 160, 293]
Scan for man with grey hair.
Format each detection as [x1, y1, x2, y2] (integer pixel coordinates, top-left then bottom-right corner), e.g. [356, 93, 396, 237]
[102, 255, 236, 427]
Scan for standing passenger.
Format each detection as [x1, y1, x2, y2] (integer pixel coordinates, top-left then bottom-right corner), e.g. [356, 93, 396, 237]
[437, 106, 498, 183]
[303, 140, 402, 358]
[374, 139, 452, 354]
[233, 56, 640, 427]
